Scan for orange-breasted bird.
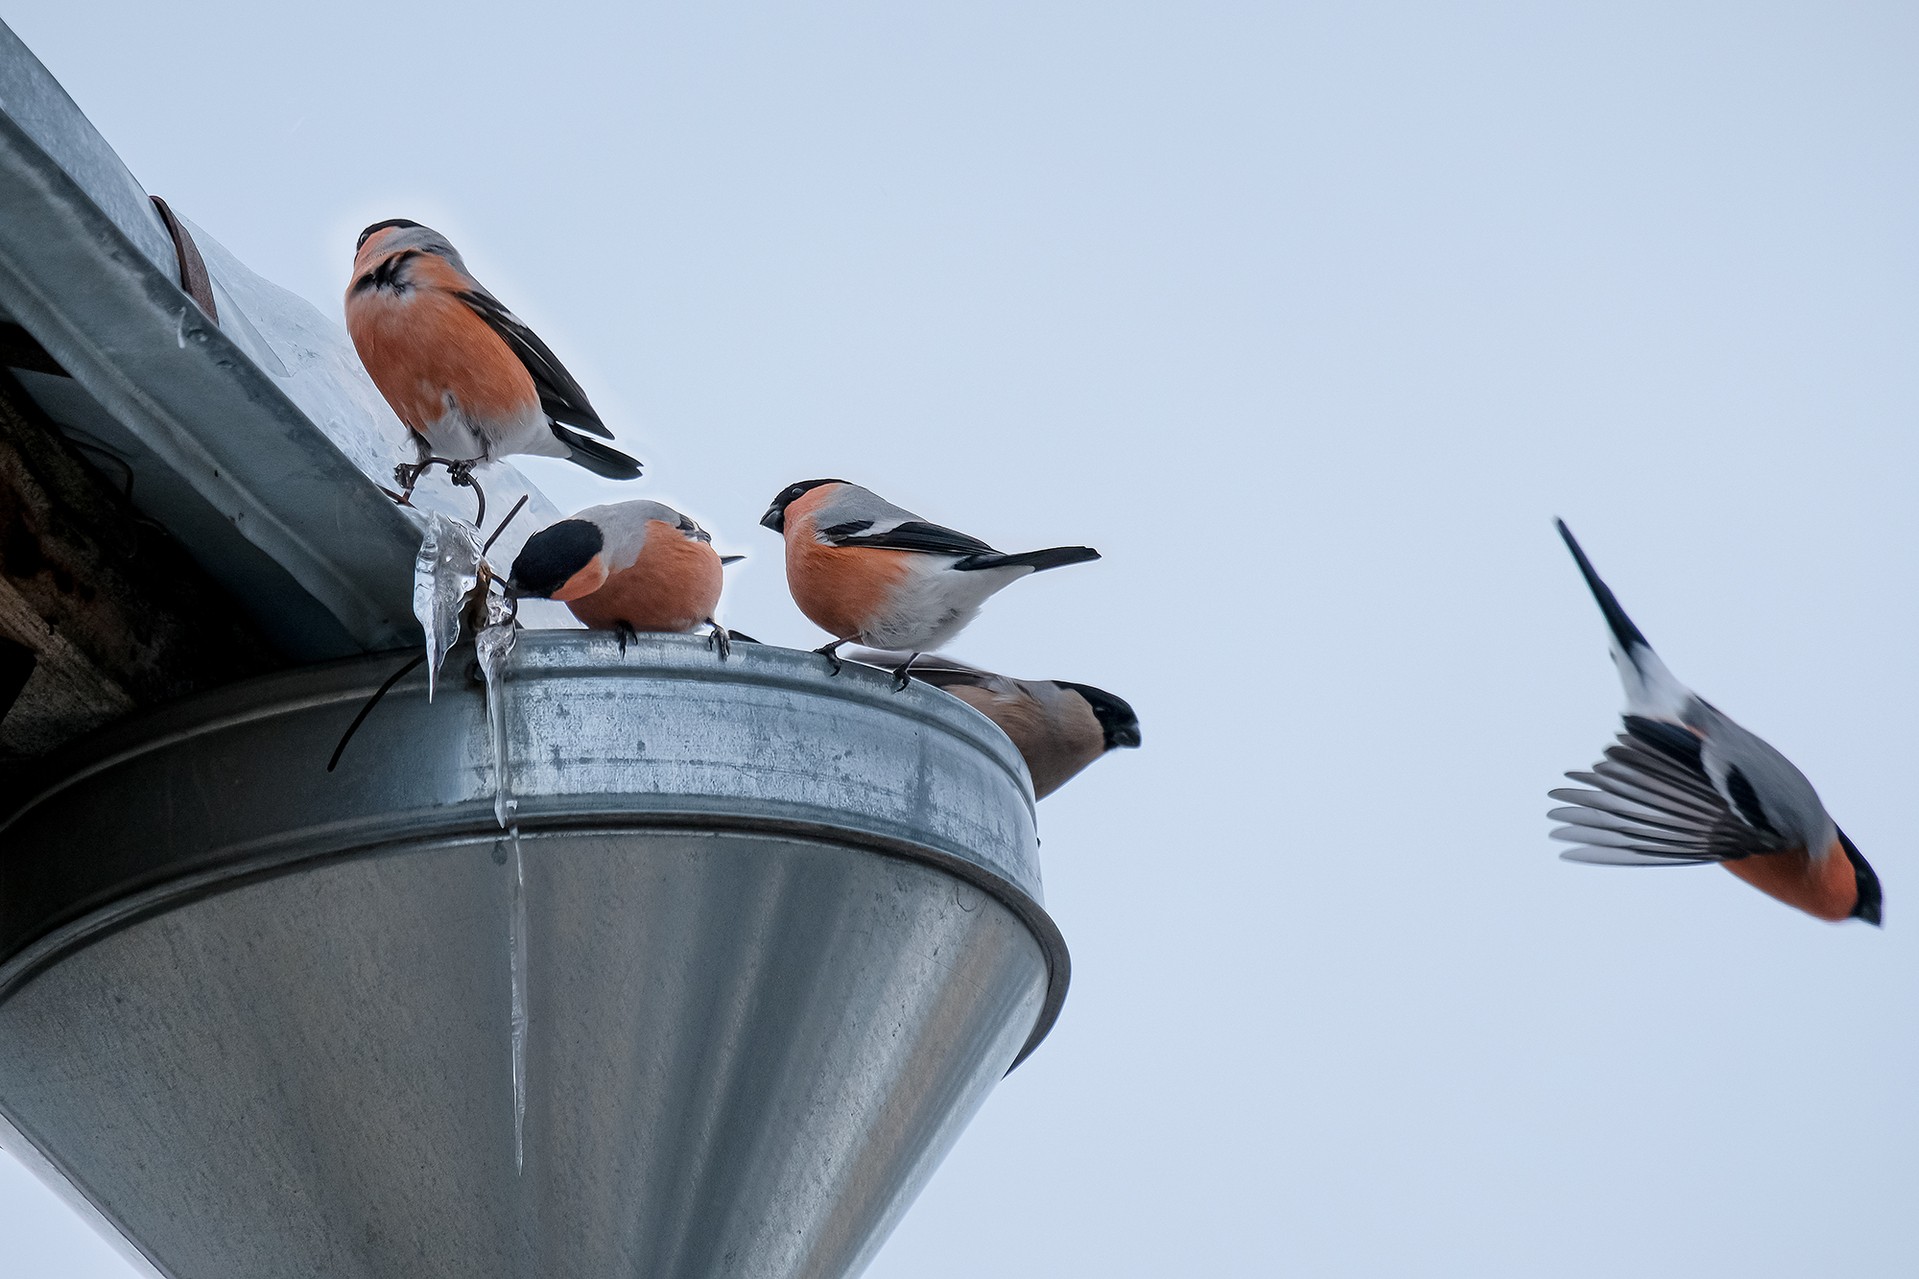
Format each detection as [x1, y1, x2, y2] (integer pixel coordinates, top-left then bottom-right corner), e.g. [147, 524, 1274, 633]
[759, 479, 1100, 688]
[345, 219, 641, 485]
[507, 500, 734, 656]
[1548, 520, 1881, 925]
[848, 649, 1139, 797]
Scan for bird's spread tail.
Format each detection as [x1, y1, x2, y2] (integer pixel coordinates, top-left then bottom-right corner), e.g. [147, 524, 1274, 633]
[1556, 520, 1649, 654]
[956, 545, 1100, 573]
[556, 426, 643, 480]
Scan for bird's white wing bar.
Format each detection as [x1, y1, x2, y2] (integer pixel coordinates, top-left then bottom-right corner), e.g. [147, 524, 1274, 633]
[818, 518, 1001, 558]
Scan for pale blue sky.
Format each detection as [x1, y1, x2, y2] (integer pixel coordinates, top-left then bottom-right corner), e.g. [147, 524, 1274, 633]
[4, 3, 1918, 1274]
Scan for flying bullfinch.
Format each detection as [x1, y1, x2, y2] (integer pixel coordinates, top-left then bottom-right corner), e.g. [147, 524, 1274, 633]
[759, 479, 1100, 687]
[508, 500, 733, 656]
[345, 219, 642, 484]
[848, 649, 1139, 797]
[1548, 520, 1881, 925]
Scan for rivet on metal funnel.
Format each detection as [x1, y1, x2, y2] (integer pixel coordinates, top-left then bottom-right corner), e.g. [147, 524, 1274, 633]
[0, 634, 1069, 1279]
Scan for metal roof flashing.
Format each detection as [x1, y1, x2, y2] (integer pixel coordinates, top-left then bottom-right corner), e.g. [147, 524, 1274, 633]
[0, 20, 562, 662]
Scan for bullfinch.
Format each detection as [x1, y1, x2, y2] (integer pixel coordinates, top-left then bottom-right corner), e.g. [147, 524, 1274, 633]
[346, 219, 642, 485]
[1548, 520, 1881, 925]
[759, 479, 1099, 687]
[848, 649, 1139, 797]
[508, 500, 731, 656]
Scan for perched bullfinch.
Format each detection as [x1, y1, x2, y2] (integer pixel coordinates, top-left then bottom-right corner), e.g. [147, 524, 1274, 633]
[345, 219, 642, 484]
[507, 500, 733, 657]
[848, 649, 1139, 797]
[759, 479, 1100, 688]
[1548, 520, 1881, 925]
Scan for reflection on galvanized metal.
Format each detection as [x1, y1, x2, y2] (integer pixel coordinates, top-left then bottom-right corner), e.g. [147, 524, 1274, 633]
[0, 637, 1066, 1278]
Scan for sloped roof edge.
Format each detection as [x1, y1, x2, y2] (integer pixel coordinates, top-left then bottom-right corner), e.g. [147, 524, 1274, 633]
[0, 22, 563, 660]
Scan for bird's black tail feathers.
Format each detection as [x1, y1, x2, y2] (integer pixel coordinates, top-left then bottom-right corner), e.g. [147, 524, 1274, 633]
[556, 425, 643, 480]
[1555, 520, 1649, 653]
[956, 545, 1101, 574]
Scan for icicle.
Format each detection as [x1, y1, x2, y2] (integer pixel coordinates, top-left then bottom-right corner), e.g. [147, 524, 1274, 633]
[473, 586, 526, 1171]
[411, 511, 483, 701]
[505, 825, 529, 1173]
[475, 607, 518, 827]
[414, 508, 528, 1173]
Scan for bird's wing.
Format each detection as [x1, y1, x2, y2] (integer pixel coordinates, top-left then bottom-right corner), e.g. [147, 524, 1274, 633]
[890, 653, 994, 684]
[814, 517, 1000, 558]
[801, 485, 1001, 557]
[454, 288, 613, 438]
[1550, 715, 1795, 865]
[846, 648, 1001, 685]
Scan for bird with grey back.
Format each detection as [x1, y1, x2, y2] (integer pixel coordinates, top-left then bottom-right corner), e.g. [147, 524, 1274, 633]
[507, 500, 736, 657]
[1548, 520, 1881, 925]
[761, 480, 1099, 689]
[345, 219, 642, 488]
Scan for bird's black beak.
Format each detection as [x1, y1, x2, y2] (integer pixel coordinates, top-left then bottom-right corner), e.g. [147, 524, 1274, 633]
[720, 554, 747, 566]
[759, 504, 784, 533]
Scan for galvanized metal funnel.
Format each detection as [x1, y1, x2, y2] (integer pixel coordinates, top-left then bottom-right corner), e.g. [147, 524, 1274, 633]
[0, 636, 1067, 1278]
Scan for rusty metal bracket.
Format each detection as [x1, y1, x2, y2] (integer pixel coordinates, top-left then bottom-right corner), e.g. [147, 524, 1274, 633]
[148, 195, 218, 324]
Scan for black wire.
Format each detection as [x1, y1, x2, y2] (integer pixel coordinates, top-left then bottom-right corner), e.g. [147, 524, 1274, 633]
[483, 493, 530, 556]
[326, 651, 426, 773]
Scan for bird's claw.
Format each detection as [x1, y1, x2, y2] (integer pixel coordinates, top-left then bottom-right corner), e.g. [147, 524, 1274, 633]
[706, 621, 731, 662]
[814, 640, 845, 676]
[393, 461, 426, 493]
[889, 652, 919, 692]
[615, 623, 637, 656]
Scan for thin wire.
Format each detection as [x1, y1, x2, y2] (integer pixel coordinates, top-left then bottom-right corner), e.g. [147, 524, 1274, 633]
[326, 651, 426, 772]
[483, 494, 531, 556]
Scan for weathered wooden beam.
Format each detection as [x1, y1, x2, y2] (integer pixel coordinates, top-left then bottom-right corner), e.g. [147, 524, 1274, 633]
[0, 369, 282, 758]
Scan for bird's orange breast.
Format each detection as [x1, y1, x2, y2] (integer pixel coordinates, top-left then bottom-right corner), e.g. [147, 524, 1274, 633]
[783, 510, 908, 642]
[1720, 839, 1859, 922]
[567, 521, 722, 633]
[345, 257, 536, 433]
